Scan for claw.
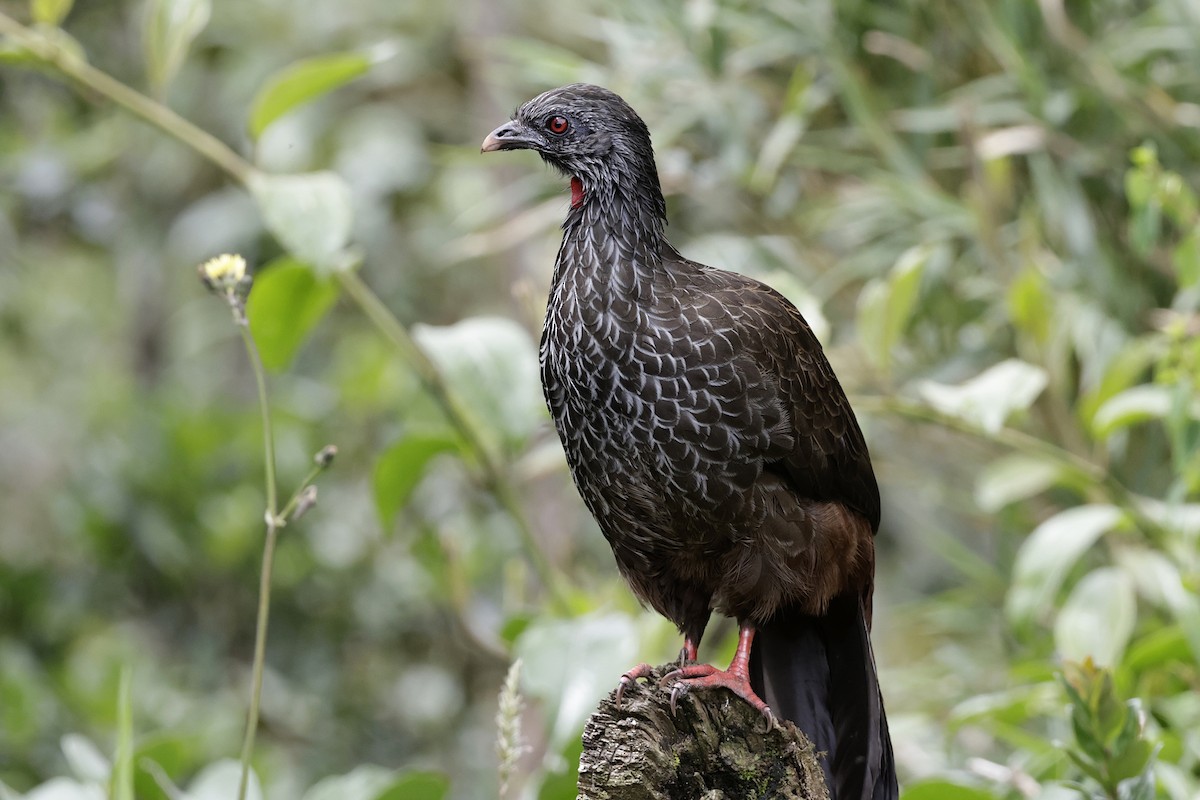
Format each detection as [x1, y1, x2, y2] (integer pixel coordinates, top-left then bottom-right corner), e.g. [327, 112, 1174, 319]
[669, 681, 685, 716]
[614, 662, 654, 709]
[654, 623, 777, 729]
[614, 675, 636, 708]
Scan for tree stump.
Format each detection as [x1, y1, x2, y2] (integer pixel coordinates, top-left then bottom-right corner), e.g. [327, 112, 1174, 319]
[576, 664, 830, 800]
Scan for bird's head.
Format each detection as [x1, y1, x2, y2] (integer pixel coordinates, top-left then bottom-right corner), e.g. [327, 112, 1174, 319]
[481, 84, 663, 213]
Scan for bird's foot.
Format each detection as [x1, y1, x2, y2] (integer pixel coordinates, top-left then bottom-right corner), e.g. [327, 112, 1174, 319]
[614, 662, 655, 709]
[659, 663, 777, 732]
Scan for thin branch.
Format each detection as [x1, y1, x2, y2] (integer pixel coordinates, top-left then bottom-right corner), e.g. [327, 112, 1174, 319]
[242, 325, 279, 521]
[236, 323, 279, 800]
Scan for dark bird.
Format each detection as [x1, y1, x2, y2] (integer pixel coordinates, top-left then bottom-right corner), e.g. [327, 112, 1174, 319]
[482, 84, 897, 800]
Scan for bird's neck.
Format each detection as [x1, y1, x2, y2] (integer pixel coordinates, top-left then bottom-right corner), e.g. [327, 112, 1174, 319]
[555, 172, 668, 299]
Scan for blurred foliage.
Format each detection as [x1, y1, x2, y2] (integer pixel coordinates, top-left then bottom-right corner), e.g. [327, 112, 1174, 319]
[1, 0, 1199, 798]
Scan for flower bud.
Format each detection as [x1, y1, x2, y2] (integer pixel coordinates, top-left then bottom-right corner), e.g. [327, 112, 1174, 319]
[315, 445, 338, 468]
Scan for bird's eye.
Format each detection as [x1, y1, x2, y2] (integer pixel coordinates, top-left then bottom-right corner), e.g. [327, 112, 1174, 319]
[546, 115, 570, 135]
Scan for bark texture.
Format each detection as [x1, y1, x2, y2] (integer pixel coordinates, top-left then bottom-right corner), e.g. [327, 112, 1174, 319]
[576, 664, 830, 800]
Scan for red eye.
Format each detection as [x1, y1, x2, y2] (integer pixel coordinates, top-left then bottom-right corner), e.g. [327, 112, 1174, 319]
[546, 115, 569, 135]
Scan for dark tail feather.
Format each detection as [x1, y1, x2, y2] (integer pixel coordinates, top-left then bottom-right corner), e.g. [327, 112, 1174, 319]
[749, 595, 897, 800]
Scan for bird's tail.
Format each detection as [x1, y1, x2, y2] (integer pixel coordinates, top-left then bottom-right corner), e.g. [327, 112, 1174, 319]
[748, 594, 897, 800]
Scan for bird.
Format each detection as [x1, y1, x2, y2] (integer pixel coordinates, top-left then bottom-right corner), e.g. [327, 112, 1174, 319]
[482, 83, 897, 800]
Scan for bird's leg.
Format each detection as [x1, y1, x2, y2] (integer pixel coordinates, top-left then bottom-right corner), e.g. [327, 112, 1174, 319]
[678, 636, 699, 666]
[660, 623, 776, 730]
[616, 635, 700, 709]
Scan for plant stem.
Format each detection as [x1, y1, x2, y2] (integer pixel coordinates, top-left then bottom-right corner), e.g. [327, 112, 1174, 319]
[242, 325, 278, 520]
[237, 520, 278, 800]
[236, 323, 279, 800]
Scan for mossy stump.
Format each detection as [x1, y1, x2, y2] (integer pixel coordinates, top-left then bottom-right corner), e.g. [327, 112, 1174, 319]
[576, 664, 830, 800]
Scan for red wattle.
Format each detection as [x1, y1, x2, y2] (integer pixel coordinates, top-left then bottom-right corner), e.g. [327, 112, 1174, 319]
[570, 177, 584, 208]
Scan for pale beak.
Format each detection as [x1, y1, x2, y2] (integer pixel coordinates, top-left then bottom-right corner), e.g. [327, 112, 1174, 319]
[481, 122, 539, 153]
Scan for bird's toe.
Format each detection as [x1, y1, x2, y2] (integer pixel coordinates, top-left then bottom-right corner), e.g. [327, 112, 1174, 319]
[614, 662, 655, 709]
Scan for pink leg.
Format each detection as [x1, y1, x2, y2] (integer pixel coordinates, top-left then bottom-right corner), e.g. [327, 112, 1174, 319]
[615, 635, 700, 708]
[660, 623, 775, 729]
[680, 636, 699, 664]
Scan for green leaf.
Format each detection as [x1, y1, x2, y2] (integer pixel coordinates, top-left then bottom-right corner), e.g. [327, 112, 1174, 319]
[1159, 172, 1198, 227]
[1104, 724, 1152, 786]
[248, 171, 354, 271]
[856, 243, 928, 373]
[975, 454, 1065, 512]
[1055, 568, 1137, 668]
[61, 734, 109, 783]
[917, 359, 1048, 434]
[31, 0, 74, 25]
[142, 0, 211, 92]
[1114, 546, 1191, 612]
[1127, 561, 1200, 666]
[1124, 626, 1191, 673]
[246, 257, 339, 371]
[1091, 385, 1171, 438]
[1067, 745, 1107, 781]
[1117, 768, 1157, 800]
[373, 434, 460, 526]
[132, 733, 198, 800]
[1078, 338, 1163, 425]
[1114, 545, 1200, 666]
[373, 771, 449, 800]
[1124, 166, 1154, 210]
[249, 52, 372, 139]
[900, 780, 1002, 800]
[1172, 227, 1200, 288]
[1007, 267, 1052, 344]
[412, 317, 546, 451]
[1006, 504, 1124, 625]
[948, 683, 1058, 728]
[1128, 199, 1161, 256]
[185, 760, 261, 800]
[499, 613, 534, 646]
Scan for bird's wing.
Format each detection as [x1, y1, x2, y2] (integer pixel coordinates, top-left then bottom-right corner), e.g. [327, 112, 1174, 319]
[672, 257, 881, 532]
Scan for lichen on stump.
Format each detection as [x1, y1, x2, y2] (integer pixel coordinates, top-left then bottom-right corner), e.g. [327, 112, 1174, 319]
[576, 664, 830, 800]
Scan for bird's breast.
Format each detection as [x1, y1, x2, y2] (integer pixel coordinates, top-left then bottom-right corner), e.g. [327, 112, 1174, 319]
[540, 261, 765, 523]
[542, 286, 658, 438]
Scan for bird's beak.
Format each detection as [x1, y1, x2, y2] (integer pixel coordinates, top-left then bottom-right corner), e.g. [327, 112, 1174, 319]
[481, 122, 539, 153]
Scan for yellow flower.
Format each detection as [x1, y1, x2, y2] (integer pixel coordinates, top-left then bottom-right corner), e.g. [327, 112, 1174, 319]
[198, 253, 253, 322]
[200, 253, 247, 285]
